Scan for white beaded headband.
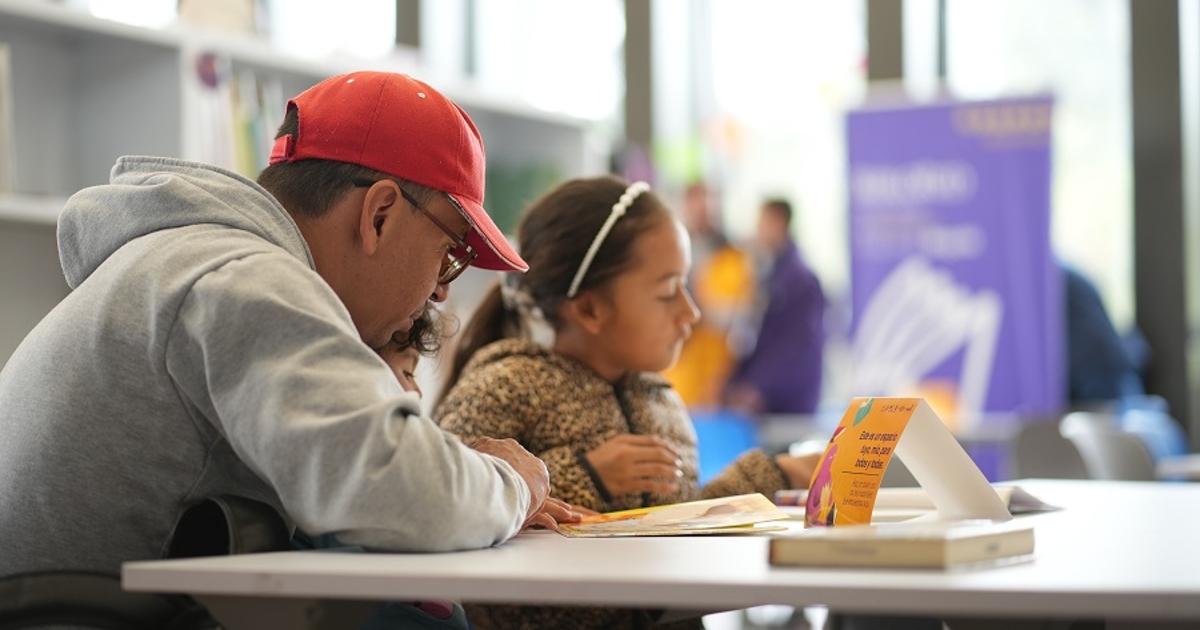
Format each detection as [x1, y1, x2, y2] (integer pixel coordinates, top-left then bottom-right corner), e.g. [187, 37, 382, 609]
[566, 181, 652, 298]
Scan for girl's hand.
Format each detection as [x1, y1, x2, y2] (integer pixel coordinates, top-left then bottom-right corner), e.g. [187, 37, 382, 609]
[585, 434, 682, 497]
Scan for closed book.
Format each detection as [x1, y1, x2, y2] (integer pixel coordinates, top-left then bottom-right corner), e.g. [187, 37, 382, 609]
[768, 519, 1035, 569]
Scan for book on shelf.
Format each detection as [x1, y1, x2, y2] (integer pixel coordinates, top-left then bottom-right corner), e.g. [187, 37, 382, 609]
[768, 518, 1035, 570]
[557, 493, 791, 538]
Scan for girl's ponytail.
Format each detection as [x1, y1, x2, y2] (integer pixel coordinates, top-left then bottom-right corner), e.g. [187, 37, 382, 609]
[442, 282, 511, 403]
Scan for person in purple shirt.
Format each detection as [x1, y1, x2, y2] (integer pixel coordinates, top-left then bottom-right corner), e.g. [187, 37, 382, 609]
[723, 197, 826, 416]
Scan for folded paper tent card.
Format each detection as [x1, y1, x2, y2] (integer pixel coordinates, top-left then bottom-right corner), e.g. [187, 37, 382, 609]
[768, 397, 1038, 570]
[774, 485, 1058, 522]
[801, 397, 1014, 527]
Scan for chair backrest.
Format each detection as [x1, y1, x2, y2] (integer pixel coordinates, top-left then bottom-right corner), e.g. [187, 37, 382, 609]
[1059, 411, 1158, 481]
[1119, 408, 1189, 462]
[167, 495, 290, 559]
[0, 495, 286, 630]
[1010, 418, 1090, 480]
[0, 571, 189, 630]
[692, 410, 761, 485]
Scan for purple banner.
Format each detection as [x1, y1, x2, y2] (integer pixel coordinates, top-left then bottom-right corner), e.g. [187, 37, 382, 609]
[847, 96, 1063, 431]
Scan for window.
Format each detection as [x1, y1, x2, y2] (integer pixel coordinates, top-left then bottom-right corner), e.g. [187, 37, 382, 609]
[944, 0, 1133, 328]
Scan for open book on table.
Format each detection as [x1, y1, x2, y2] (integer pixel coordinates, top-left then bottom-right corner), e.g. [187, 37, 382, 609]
[557, 493, 791, 538]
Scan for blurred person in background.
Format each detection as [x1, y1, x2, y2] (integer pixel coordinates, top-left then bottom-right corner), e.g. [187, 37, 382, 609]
[1061, 261, 1147, 407]
[661, 180, 756, 410]
[723, 197, 826, 416]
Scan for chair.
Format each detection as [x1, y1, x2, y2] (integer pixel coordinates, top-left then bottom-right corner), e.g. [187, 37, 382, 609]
[1059, 411, 1157, 481]
[692, 409, 761, 484]
[1119, 407, 1189, 462]
[0, 496, 288, 629]
[1109, 400, 1193, 481]
[0, 571, 201, 630]
[166, 495, 290, 560]
[1009, 418, 1090, 480]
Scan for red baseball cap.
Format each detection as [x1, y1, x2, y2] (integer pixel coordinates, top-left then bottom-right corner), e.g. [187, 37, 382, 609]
[269, 71, 528, 273]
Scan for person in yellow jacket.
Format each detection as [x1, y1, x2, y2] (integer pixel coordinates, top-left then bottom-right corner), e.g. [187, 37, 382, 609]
[661, 181, 756, 409]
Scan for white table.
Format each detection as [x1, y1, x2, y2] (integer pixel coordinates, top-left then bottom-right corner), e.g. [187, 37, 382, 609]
[122, 480, 1200, 629]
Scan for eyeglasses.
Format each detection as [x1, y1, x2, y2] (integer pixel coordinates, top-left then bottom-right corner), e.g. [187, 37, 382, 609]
[353, 179, 478, 284]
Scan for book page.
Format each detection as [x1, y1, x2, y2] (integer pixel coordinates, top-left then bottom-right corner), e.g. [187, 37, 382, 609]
[992, 485, 1061, 513]
[776, 484, 1059, 521]
[558, 493, 790, 537]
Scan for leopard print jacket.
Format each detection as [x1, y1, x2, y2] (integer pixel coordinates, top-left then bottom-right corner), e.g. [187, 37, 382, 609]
[434, 338, 792, 630]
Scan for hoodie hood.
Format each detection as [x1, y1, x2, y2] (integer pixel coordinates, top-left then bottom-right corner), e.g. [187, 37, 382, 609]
[57, 156, 312, 289]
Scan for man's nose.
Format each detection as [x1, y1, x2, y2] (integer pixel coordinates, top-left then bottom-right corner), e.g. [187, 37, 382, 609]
[430, 282, 449, 303]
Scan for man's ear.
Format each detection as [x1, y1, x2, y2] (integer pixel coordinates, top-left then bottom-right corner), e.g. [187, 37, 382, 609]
[562, 291, 610, 336]
[356, 181, 401, 256]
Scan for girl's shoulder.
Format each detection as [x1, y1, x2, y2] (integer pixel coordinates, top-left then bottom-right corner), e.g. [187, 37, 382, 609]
[465, 338, 554, 371]
[458, 339, 599, 392]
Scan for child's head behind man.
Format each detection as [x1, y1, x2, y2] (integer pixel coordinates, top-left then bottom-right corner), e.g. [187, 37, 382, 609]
[379, 305, 449, 397]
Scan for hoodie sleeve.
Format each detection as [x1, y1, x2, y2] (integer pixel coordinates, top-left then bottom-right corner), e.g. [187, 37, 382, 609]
[165, 253, 529, 552]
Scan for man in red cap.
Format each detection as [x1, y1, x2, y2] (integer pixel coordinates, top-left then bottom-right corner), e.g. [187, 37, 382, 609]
[0, 71, 576, 598]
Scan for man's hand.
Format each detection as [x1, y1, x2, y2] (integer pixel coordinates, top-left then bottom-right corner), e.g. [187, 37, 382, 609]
[470, 437, 552, 528]
[521, 497, 590, 531]
[585, 434, 681, 497]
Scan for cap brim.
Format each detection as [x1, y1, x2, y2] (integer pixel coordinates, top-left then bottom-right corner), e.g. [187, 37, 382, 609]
[446, 194, 528, 273]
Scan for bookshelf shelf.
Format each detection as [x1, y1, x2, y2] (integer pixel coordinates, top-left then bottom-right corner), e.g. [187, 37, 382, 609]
[0, 0, 179, 47]
[0, 0, 605, 365]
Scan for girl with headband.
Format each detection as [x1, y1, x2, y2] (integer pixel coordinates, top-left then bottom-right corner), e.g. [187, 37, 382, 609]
[435, 175, 818, 630]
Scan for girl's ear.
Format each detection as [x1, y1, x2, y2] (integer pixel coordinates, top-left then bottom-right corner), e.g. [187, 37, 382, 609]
[562, 291, 610, 336]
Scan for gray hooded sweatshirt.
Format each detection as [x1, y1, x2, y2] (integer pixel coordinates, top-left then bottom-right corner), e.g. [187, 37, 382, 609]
[0, 156, 529, 577]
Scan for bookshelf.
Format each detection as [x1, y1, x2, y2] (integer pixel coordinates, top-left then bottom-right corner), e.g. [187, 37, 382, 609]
[0, 0, 605, 365]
